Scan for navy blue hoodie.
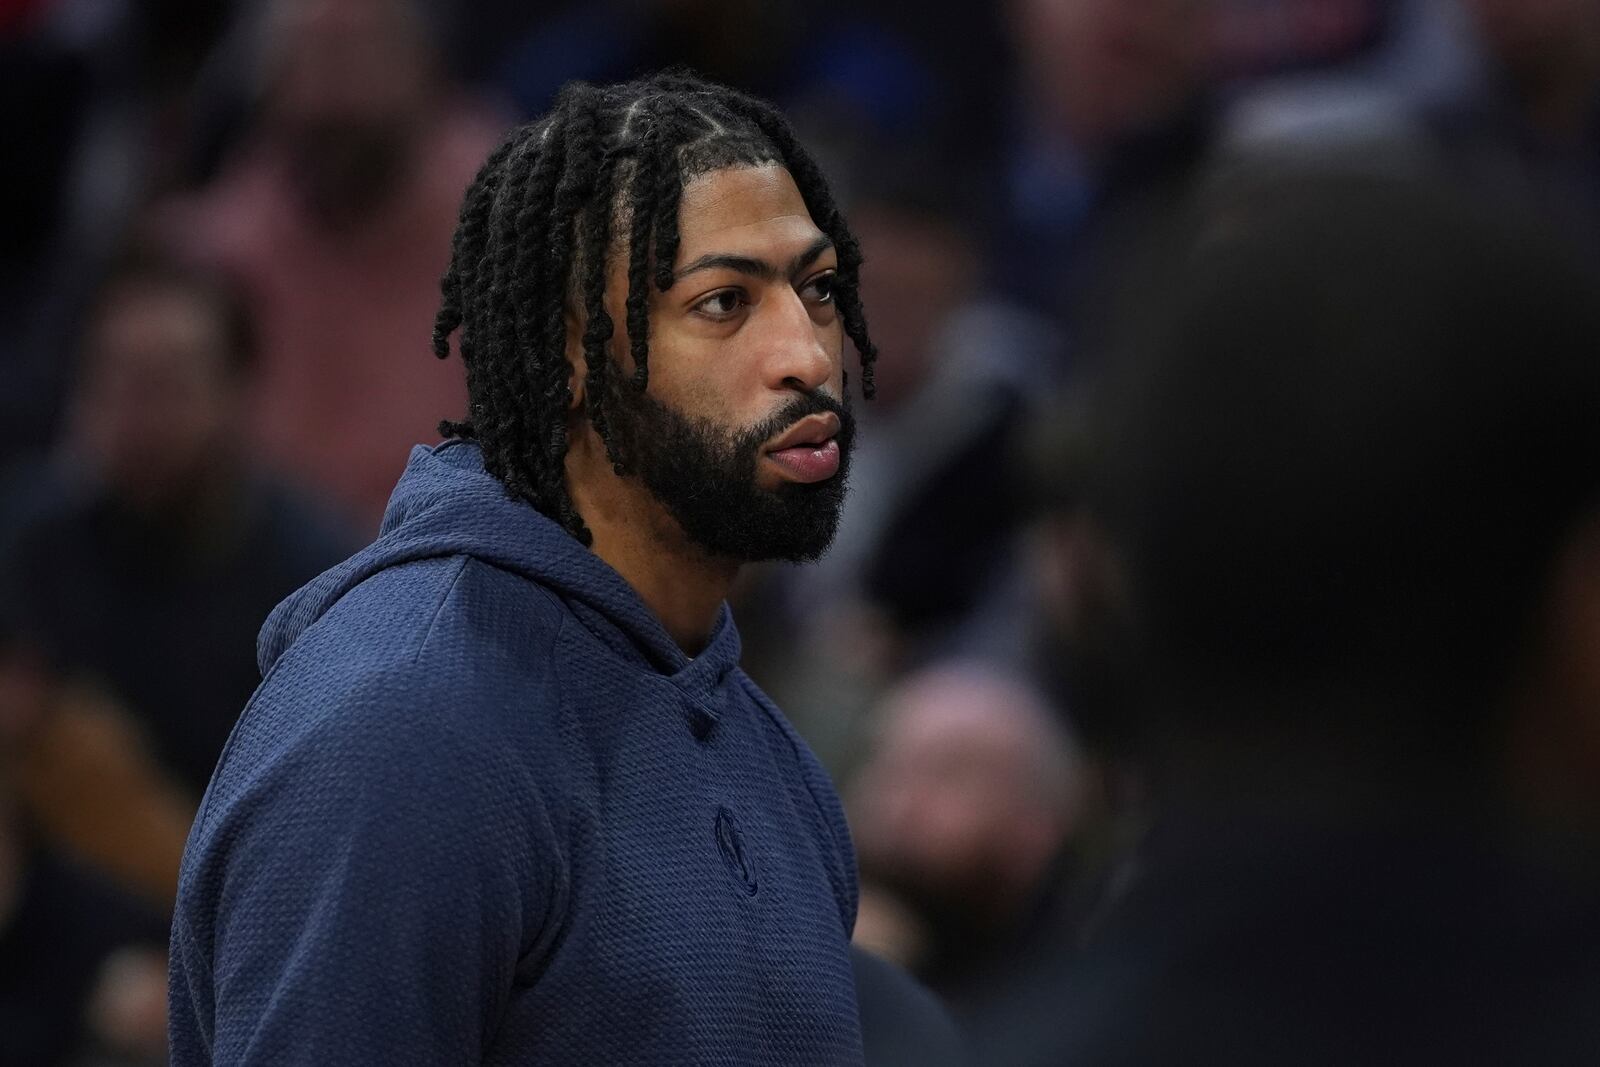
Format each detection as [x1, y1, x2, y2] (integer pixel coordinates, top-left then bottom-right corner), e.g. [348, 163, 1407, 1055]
[169, 440, 864, 1065]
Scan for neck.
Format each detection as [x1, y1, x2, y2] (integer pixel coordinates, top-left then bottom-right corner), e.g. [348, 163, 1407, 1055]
[569, 452, 736, 656]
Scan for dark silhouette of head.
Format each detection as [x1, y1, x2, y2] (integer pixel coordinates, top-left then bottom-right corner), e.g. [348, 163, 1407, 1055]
[72, 251, 256, 513]
[1088, 170, 1600, 802]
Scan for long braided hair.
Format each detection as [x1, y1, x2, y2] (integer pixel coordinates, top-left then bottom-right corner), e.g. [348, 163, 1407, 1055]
[432, 71, 877, 545]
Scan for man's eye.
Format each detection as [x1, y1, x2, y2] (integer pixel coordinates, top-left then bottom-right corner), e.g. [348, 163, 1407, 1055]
[803, 272, 836, 304]
[694, 290, 745, 318]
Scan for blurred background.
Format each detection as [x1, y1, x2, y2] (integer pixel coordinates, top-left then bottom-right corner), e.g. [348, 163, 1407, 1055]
[3, 0, 1599, 1063]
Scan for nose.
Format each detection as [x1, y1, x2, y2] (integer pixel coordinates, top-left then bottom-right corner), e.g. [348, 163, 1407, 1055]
[760, 286, 836, 394]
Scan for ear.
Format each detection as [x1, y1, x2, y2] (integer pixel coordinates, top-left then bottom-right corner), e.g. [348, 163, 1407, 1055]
[563, 304, 587, 411]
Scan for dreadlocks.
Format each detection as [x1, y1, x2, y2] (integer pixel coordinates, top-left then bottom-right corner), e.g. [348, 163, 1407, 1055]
[431, 71, 877, 546]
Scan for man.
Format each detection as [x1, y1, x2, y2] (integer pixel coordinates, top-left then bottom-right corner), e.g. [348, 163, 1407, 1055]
[985, 169, 1600, 1064]
[998, 0, 1215, 319]
[170, 0, 503, 530]
[849, 662, 1088, 1014]
[170, 73, 884, 1065]
[1, 250, 352, 903]
[0, 767, 168, 1066]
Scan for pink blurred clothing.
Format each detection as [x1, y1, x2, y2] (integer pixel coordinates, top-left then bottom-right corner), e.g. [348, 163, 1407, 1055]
[174, 100, 505, 534]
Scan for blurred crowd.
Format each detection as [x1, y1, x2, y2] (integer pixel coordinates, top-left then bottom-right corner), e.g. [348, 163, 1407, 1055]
[2, 0, 1599, 1063]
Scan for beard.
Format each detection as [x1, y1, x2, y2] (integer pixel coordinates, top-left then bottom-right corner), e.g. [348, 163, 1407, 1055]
[602, 379, 855, 564]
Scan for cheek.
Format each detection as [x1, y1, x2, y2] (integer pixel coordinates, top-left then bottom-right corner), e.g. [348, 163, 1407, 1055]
[807, 316, 849, 396]
[824, 315, 847, 364]
[645, 333, 754, 414]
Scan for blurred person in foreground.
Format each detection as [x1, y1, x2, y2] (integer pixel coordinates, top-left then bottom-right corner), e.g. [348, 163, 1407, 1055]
[982, 169, 1600, 1064]
[0, 249, 352, 904]
[849, 662, 1091, 1018]
[168, 0, 505, 531]
[169, 72, 950, 1066]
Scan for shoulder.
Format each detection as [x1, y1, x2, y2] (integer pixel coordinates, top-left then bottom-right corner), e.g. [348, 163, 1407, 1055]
[171, 558, 576, 1058]
[205, 556, 570, 827]
[279, 553, 568, 694]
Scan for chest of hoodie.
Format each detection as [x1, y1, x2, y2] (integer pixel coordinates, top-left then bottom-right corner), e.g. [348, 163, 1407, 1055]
[494, 605, 859, 1058]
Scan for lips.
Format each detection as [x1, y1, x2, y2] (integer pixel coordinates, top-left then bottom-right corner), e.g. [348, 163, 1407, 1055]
[764, 412, 842, 483]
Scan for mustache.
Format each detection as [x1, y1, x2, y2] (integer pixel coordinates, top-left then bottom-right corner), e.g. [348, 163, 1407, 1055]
[746, 391, 856, 452]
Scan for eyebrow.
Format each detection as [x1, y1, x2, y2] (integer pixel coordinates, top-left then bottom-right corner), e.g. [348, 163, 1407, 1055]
[673, 234, 834, 285]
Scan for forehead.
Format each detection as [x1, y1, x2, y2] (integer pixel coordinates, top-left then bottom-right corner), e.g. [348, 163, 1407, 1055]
[672, 164, 824, 260]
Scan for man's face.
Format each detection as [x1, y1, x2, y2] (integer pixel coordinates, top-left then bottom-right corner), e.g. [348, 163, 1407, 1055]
[264, 0, 432, 136]
[848, 671, 1083, 932]
[73, 283, 241, 511]
[260, 0, 435, 225]
[593, 164, 854, 563]
[1011, 0, 1211, 145]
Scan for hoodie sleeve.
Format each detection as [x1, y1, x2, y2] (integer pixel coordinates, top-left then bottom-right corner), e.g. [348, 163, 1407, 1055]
[170, 667, 565, 1067]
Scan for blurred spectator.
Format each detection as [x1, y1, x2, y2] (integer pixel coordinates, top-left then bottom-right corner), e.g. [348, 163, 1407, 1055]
[1, 0, 145, 466]
[1, 677, 169, 1067]
[0, 651, 194, 908]
[490, 0, 1005, 209]
[0, 249, 353, 898]
[984, 169, 1600, 1064]
[1214, 0, 1476, 159]
[826, 153, 1056, 650]
[167, 0, 506, 531]
[847, 161, 1058, 657]
[1209, 0, 1401, 80]
[996, 0, 1218, 322]
[1, 0, 242, 471]
[1013, 0, 1213, 149]
[735, 154, 1057, 767]
[494, 0, 804, 119]
[848, 662, 1091, 1019]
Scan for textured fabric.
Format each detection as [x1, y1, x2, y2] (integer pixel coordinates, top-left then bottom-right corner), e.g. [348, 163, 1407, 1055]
[170, 440, 864, 1065]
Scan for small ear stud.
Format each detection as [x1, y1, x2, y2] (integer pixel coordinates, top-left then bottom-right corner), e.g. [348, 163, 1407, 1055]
[613, 461, 626, 476]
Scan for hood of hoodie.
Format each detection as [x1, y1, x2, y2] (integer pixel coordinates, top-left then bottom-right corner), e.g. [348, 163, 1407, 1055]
[258, 441, 743, 707]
